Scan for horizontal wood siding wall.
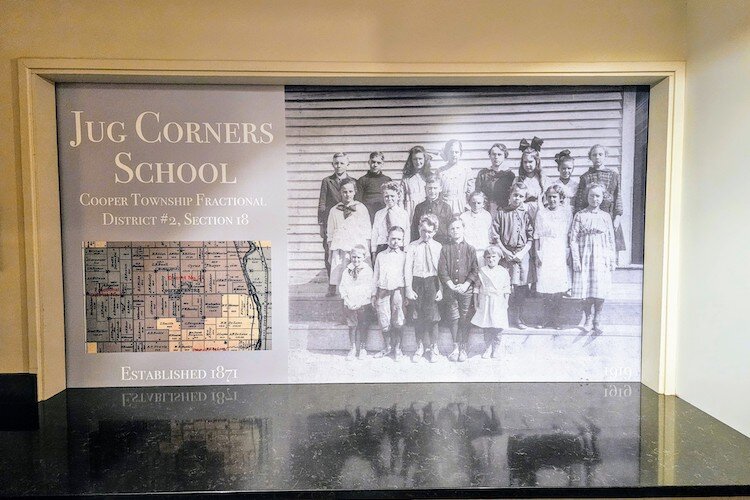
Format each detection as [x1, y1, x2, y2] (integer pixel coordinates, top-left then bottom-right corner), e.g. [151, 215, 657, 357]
[286, 87, 626, 285]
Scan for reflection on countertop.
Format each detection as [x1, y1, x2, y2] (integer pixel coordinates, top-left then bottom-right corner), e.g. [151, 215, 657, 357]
[291, 403, 600, 490]
[1, 383, 750, 496]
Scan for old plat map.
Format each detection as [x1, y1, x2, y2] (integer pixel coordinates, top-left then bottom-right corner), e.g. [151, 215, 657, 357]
[83, 241, 271, 353]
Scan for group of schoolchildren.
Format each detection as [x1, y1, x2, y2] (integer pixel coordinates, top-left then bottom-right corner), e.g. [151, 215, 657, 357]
[317, 138, 621, 363]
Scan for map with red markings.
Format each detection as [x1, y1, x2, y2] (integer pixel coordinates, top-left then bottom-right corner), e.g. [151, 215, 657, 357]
[83, 241, 271, 353]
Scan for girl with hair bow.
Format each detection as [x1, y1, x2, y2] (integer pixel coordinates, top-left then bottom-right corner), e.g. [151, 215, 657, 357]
[516, 137, 549, 219]
[552, 149, 579, 215]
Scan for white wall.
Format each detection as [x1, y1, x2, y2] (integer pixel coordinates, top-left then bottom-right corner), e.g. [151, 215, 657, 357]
[678, 0, 750, 437]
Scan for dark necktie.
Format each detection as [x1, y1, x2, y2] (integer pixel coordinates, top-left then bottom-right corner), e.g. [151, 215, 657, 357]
[337, 204, 356, 219]
[423, 241, 434, 274]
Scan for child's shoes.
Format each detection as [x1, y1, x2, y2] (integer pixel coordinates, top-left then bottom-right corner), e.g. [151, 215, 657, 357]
[458, 349, 468, 362]
[346, 346, 357, 361]
[394, 346, 404, 362]
[414, 342, 424, 357]
[373, 345, 392, 358]
[412, 343, 425, 363]
[491, 342, 502, 359]
[357, 347, 368, 360]
[481, 345, 493, 359]
[448, 346, 460, 362]
[429, 344, 443, 363]
[582, 315, 593, 332]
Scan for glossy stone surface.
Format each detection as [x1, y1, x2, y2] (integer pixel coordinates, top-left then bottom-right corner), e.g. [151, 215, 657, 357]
[1, 383, 749, 496]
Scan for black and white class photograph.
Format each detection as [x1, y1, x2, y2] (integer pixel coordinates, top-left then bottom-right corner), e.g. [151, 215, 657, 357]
[287, 86, 648, 383]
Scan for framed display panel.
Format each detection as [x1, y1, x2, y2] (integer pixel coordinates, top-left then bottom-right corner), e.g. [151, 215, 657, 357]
[17, 59, 684, 399]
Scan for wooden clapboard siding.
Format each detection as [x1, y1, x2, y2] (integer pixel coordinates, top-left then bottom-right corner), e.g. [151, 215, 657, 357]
[286, 86, 628, 284]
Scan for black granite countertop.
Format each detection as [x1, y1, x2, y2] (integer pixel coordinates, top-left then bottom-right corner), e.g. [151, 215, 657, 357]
[2, 382, 749, 498]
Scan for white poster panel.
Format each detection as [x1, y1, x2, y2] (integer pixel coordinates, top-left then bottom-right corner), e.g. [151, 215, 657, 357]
[59, 84, 644, 387]
[58, 84, 287, 387]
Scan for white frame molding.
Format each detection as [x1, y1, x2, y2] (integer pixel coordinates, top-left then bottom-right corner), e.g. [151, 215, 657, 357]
[17, 59, 684, 400]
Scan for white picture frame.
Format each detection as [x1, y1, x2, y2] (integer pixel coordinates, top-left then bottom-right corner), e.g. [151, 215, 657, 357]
[17, 59, 684, 399]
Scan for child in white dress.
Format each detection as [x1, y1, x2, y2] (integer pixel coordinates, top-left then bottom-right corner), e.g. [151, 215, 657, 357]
[471, 246, 511, 359]
[534, 185, 572, 329]
[338, 245, 374, 360]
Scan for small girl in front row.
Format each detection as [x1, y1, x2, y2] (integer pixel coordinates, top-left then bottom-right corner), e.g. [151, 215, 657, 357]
[471, 246, 511, 359]
[533, 185, 572, 329]
[338, 245, 374, 360]
[569, 183, 617, 333]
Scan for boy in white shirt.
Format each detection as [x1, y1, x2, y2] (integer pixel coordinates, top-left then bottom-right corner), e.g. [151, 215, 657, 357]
[327, 178, 372, 290]
[405, 214, 443, 363]
[371, 226, 407, 361]
[371, 181, 410, 261]
[460, 191, 493, 263]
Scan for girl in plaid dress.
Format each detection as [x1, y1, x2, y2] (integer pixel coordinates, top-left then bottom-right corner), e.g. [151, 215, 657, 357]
[570, 183, 617, 333]
[573, 144, 626, 253]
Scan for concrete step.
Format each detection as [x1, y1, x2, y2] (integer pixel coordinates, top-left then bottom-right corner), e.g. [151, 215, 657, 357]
[292, 285, 642, 300]
[611, 266, 644, 283]
[290, 266, 643, 290]
[291, 321, 640, 352]
[289, 295, 642, 325]
[287, 333, 642, 383]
